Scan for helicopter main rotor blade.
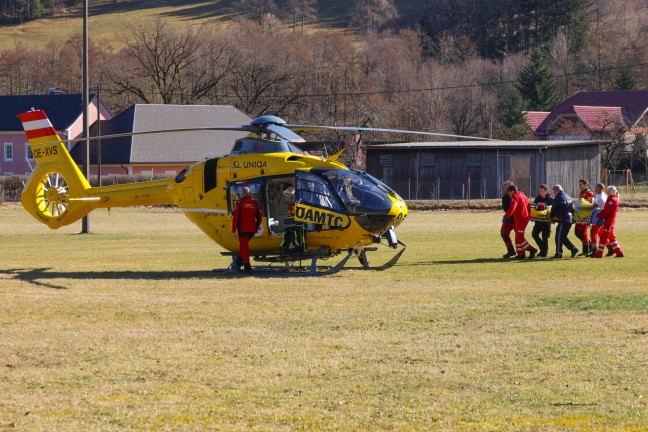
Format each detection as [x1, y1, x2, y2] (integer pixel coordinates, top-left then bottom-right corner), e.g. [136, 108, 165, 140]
[285, 124, 494, 141]
[31, 126, 255, 146]
[265, 124, 306, 143]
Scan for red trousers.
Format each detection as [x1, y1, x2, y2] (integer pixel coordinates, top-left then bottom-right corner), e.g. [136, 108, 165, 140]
[501, 222, 515, 249]
[238, 234, 253, 264]
[514, 218, 534, 256]
[574, 223, 589, 244]
[590, 225, 603, 248]
[595, 226, 623, 257]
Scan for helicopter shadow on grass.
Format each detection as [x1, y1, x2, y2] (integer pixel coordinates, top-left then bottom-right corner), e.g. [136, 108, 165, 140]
[0, 268, 237, 290]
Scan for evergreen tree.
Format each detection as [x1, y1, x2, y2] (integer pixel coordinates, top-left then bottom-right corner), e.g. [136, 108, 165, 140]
[614, 62, 636, 90]
[498, 91, 529, 139]
[515, 49, 560, 111]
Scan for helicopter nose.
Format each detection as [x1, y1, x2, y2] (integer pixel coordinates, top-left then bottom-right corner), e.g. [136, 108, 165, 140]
[389, 196, 408, 227]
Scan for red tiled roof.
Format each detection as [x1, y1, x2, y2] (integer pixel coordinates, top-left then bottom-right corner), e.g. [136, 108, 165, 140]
[536, 90, 648, 137]
[570, 105, 627, 132]
[524, 111, 550, 132]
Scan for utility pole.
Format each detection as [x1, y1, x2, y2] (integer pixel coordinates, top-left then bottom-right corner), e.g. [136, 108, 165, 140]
[81, 0, 90, 233]
[97, 85, 102, 186]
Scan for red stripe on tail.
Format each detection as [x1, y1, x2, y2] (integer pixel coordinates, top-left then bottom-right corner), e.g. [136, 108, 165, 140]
[17, 110, 49, 122]
[25, 127, 59, 140]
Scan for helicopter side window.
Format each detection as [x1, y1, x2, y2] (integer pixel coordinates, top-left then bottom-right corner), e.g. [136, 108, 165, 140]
[228, 181, 264, 214]
[295, 172, 345, 213]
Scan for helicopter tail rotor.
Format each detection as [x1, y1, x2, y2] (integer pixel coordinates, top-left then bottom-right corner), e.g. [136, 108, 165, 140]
[18, 110, 94, 229]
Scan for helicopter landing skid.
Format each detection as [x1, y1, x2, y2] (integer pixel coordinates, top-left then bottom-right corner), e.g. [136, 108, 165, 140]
[216, 248, 354, 276]
[348, 240, 407, 271]
[215, 241, 406, 276]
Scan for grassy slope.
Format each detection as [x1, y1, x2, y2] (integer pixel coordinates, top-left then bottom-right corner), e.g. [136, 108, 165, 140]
[0, 0, 419, 52]
[0, 204, 646, 430]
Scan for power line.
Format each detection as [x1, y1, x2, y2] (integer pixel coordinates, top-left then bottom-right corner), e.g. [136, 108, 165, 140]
[102, 60, 648, 101]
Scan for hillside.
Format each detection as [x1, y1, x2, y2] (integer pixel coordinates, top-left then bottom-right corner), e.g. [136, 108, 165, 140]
[0, 0, 419, 51]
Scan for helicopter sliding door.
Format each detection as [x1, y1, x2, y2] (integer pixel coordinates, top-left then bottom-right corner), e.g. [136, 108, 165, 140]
[265, 176, 296, 235]
[227, 180, 266, 237]
[294, 170, 349, 230]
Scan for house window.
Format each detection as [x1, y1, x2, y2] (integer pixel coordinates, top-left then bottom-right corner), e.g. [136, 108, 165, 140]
[4, 143, 13, 161]
[26, 144, 34, 161]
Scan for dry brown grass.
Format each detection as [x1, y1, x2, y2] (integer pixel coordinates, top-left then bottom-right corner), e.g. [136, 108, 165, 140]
[1, 204, 647, 430]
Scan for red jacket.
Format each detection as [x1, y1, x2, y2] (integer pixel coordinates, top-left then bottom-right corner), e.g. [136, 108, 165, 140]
[579, 188, 595, 204]
[232, 195, 262, 234]
[597, 194, 619, 228]
[504, 191, 530, 223]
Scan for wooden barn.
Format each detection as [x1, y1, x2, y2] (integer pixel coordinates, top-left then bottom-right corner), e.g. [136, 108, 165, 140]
[365, 141, 603, 200]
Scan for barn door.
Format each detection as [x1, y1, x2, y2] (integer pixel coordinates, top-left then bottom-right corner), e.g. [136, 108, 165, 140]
[510, 156, 531, 196]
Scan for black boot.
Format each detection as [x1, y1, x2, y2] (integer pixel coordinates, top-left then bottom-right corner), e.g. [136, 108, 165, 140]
[579, 244, 590, 256]
[570, 248, 579, 258]
[528, 248, 537, 260]
[606, 247, 614, 257]
[244, 263, 252, 273]
[503, 247, 516, 258]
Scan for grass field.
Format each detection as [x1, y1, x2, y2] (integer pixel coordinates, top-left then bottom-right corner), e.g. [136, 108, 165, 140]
[1, 204, 647, 430]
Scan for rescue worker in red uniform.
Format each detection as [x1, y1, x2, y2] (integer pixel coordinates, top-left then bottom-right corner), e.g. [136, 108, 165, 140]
[503, 184, 538, 260]
[500, 181, 516, 258]
[232, 186, 263, 272]
[574, 179, 595, 255]
[593, 185, 624, 258]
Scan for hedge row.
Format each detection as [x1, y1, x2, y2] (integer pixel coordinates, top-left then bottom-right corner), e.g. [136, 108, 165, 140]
[0, 174, 172, 203]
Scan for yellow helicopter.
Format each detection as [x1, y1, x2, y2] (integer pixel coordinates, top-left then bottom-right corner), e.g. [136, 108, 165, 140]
[18, 109, 487, 274]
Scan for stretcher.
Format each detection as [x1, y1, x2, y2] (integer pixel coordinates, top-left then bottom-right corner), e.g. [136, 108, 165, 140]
[529, 198, 594, 224]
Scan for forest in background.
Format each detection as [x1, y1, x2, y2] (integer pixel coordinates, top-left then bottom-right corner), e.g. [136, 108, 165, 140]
[0, 0, 646, 147]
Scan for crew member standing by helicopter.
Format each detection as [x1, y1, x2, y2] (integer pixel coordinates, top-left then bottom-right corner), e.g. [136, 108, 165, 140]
[574, 179, 595, 255]
[232, 187, 263, 272]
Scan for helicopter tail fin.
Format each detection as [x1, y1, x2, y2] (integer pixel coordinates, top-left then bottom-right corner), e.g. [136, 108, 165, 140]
[326, 148, 345, 162]
[18, 109, 93, 229]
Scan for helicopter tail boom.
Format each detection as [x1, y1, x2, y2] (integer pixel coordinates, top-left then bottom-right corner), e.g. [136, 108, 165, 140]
[18, 110, 175, 229]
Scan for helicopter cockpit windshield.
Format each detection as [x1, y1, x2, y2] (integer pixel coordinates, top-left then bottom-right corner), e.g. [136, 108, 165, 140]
[320, 169, 394, 214]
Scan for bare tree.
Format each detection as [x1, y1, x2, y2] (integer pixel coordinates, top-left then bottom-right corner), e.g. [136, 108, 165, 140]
[224, 19, 309, 116]
[233, 0, 278, 25]
[109, 19, 231, 105]
[286, 0, 317, 31]
[350, 0, 398, 33]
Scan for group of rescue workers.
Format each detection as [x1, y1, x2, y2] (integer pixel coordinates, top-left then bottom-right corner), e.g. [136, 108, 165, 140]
[500, 179, 624, 260]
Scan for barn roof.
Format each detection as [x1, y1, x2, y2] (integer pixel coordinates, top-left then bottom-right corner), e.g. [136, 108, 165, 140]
[71, 104, 251, 165]
[0, 93, 96, 132]
[366, 140, 605, 150]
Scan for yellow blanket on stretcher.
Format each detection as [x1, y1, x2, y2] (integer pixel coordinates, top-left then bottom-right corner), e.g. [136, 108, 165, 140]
[529, 198, 594, 224]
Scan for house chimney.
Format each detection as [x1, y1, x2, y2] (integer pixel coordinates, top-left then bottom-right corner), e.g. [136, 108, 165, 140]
[48, 87, 62, 95]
